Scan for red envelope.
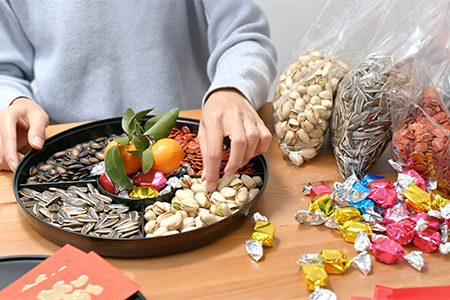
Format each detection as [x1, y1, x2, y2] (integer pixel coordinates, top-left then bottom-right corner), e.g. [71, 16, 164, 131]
[0, 244, 140, 300]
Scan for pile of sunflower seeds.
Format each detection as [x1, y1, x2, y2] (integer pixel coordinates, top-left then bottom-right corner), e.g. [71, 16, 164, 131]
[330, 55, 392, 179]
[19, 183, 142, 239]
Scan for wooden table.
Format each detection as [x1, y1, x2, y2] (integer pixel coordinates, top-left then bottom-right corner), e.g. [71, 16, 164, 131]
[0, 103, 447, 299]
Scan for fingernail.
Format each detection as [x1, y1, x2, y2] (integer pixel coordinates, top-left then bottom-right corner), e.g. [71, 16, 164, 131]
[33, 136, 44, 148]
[208, 182, 217, 192]
[8, 159, 17, 171]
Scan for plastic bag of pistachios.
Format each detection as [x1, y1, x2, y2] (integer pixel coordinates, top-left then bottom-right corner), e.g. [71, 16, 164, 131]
[329, 0, 437, 180]
[272, 0, 392, 168]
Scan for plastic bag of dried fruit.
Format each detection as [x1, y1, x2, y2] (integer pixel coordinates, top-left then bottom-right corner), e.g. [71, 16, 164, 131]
[389, 0, 450, 195]
[272, 0, 392, 168]
[329, 0, 433, 180]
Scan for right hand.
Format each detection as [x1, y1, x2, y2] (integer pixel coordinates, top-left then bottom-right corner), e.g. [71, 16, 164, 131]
[0, 97, 48, 171]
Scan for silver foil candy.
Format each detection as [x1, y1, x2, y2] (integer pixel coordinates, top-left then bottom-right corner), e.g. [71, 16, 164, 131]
[354, 231, 371, 252]
[245, 240, 263, 261]
[353, 250, 371, 276]
[310, 287, 337, 300]
[403, 251, 425, 271]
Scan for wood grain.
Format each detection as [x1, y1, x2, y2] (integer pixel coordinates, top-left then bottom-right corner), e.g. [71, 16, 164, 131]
[0, 103, 445, 300]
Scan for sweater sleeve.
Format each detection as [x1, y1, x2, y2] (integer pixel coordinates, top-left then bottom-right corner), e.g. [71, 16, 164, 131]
[201, 0, 278, 110]
[0, 0, 35, 110]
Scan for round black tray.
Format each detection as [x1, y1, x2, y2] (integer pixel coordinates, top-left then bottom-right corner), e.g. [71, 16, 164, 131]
[13, 116, 268, 258]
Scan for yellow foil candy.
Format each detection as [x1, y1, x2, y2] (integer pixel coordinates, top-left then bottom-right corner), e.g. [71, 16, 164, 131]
[300, 264, 328, 291]
[330, 206, 362, 224]
[339, 220, 372, 243]
[129, 187, 159, 199]
[252, 221, 276, 247]
[402, 185, 432, 212]
[308, 194, 335, 216]
[320, 250, 354, 274]
[431, 189, 450, 211]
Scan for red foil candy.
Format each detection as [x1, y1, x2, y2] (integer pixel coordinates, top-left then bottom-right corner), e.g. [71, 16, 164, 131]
[412, 228, 441, 253]
[409, 212, 440, 230]
[310, 184, 333, 199]
[371, 236, 405, 264]
[132, 170, 167, 191]
[386, 220, 416, 245]
[99, 172, 118, 195]
[367, 182, 397, 208]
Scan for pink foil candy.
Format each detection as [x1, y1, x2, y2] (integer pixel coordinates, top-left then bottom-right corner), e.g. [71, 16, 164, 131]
[371, 236, 405, 264]
[409, 212, 440, 230]
[132, 170, 167, 191]
[310, 184, 333, 200]
[367, 182, 397, 208]
[386, 220, 416, 245]
[402, 169, 427, 190]
[412, 228, 441, 253]
[99, 172, 118, 195]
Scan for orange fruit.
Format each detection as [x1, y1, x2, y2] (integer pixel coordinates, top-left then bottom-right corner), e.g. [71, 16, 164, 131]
[104, 140, 142, 175]
[151, 138, 184, 174]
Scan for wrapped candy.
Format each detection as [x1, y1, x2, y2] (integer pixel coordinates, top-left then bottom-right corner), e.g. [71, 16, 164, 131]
[403, 184, 432, 212]
[339, 220, 372, 243]
[98, 172, 118, 195]
[310, 184, 333, 199]
[371, 235, 425, 271]
[413, 228, 441, 253]
[366, 181, 397, 208]
[330, 206, 362, 224]
[246, 213, 276, 261]
[300, 264, 328, 292]
[129, 186, 159, 199]
[309, 194, 335, 216]
[132, 170, 167, 190]
[386, 220, 415, 245]
[320, 250, 353, 274]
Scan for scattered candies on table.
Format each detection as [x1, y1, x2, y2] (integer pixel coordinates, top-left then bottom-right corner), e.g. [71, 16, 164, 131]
[245, 213, 276, 261]
[294, 163, 450, 296]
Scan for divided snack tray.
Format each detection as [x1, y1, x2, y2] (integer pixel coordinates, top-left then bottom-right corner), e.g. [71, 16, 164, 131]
[12, 116, 268, 258]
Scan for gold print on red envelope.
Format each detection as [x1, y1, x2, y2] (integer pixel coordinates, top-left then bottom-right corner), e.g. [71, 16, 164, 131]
[0, 244, 140, 300]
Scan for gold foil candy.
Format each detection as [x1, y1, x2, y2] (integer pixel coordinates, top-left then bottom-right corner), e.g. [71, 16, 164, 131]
[300, 264, 328, 291]
[252, 221, 276, 247]
[339, 220, 372, 243]
[402, 185, 432, 212]
[129, 187, 159, 199]
[308, 194, 334, 216]
[431, 189, 450, 211]
[330, 206, 362, 224]
[320, 249, 354, 274]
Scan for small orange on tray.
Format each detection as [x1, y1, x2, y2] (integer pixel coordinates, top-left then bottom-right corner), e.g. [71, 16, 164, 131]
[151, 138, 184, 175]
[104, 140, 141, 175]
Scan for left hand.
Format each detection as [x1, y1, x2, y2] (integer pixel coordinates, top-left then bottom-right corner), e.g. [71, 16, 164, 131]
[198, 88, 272, 192]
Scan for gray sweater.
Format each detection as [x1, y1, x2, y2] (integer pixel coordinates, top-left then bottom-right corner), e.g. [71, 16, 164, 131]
[0, 0, 277, 124]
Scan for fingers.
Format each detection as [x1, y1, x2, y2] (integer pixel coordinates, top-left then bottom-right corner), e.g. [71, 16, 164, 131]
[199, 89, 272, 192]
[0, 98, 48, 171]
[198, 110, 224, 192]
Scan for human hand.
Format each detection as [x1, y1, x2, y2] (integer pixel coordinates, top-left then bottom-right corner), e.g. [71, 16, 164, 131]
[0, 97, 48, 171]
[198, 88, 272, 192]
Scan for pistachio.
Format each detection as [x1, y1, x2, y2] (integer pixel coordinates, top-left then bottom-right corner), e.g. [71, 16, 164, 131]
[190, 183, 208, 194]
[241, 174, 256, 189]
[307, 85, 322, 96]
[200, 213, 217, 225]
[235, 187, 249, 208]
[299, 147, 317, 160]
[179, 175, 192, 188]
[211, 191, 227, 203]
[217, 174, 235, 191]
[229, 178, 243, 189]
[289, 152, 304, 166]
[144, 220, 157, 234]
[195, 192, 211, 208]
[180, 198, 200, 212]
[252, 176, 263, 188]
[249, 188, 260, 200]
[179, 217, 195, 231]
[144, 209, 156, 221]
[296, 128, 311, 144]
[152, 226, 168, 236]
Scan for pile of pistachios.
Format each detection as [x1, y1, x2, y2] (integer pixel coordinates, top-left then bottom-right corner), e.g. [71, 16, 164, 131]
[143, 174, 263, 237]
[273, 49, 349, 166]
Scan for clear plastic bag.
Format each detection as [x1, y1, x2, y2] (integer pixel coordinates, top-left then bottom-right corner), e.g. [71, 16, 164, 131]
[389, 0, 450, 195]
[329, 0, 432, 179]
[272, 0, 392, 167]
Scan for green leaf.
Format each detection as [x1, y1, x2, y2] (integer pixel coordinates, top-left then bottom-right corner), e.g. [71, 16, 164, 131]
[128, 108, 153, 135]
[132, 135, 149, 151]
[143, 108, 179, 141]
[141, 148, 154, 173]
[104, 145, 134, 190]
[115, 136, 130, 145]
[126, 149, 143, 162]
[121, 108, 135, 135]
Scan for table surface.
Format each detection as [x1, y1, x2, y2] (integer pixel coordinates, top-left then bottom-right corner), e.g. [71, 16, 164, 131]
[0, 102, 447, 300]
